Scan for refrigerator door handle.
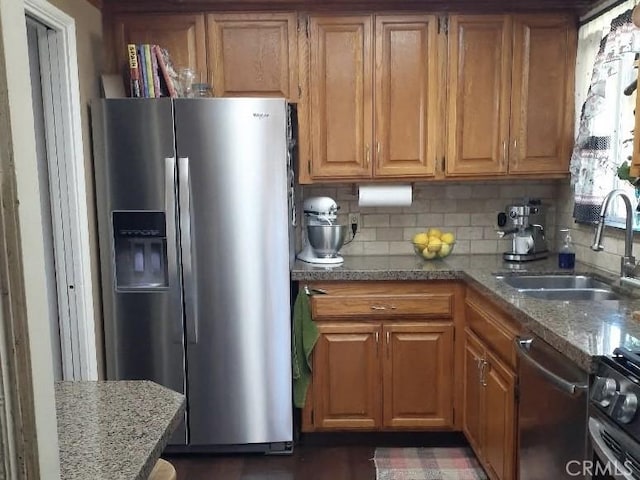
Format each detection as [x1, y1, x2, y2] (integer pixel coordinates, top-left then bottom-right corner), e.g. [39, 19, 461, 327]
[178, 156, 198, 344]
[165, 156, 183, 344]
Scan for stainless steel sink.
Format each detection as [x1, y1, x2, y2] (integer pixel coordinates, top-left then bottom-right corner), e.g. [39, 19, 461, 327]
[495, 274, 619, 301]
[517, 288, 619, 301]
[498, 275, 610, 290]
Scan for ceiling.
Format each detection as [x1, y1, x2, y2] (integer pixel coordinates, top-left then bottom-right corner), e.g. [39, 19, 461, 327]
[102, 0, 614, 15]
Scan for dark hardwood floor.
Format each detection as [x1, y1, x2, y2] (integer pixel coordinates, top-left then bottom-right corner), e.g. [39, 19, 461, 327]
[168, 445, 376, 480]
[166, 432, 467, 480]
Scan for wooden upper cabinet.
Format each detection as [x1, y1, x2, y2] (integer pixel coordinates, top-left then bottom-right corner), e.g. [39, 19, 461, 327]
[447, 15, 512, 177]
[509, 15, 575, 174]
[446, 14, 575, 178]
[207, 13, 298, 98]
[114, 14, 207, 81]
[312, 322, 381, 430]
[309, 16, 373, 179]
[374, 15, 438, 178]
[382, 322, 453, 428]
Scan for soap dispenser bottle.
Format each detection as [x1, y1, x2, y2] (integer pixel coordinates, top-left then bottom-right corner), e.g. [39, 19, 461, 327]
[558, 228, 575, 269]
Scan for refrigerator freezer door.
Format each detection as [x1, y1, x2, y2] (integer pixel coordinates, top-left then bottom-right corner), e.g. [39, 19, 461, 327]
[91, 99, 187, 443]
[174, 98, 292, 447]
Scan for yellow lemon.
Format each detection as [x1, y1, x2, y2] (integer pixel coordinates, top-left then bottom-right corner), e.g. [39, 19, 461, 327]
[441, 232, 455, 245]
[422, 248, 437, 259]
[426, 228, 442, 238]
[438, 243, 453, 257]
[412, 232, 429, 250]
[427, 237, 443, 252]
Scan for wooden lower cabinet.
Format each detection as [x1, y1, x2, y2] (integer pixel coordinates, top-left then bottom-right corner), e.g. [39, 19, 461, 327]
[305, 320, 454, 431]
[463, 328, 516, 480]
[383, 323, 454, 428]
[483, 349, 516, 480]
[301, 281, 462, 433]
[463, 329, 484, 455]
[313, 322, 381, 429]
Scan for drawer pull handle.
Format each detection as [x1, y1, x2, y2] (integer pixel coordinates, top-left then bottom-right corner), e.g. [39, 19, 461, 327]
[304, 285, 327, 296]
[389, 305, 397, 310]
[371, 305, 386, 310]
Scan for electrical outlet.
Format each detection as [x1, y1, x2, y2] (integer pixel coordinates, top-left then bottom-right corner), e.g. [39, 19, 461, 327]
[349, 213, 360, 232]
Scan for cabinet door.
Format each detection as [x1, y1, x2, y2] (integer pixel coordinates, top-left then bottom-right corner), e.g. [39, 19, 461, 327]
[207, 13, 297, 98]
[447, 15, 511, 176]
[309, 16, 373, 179]
[114, 14, 207, 81]
[382, 322, 454, 428]
[509, 15, 575, 174]
[463, 329, 484, 456]
[374, 15, 438, 178]
[313, 322, 381, 429]
[483, 350, 517, 480]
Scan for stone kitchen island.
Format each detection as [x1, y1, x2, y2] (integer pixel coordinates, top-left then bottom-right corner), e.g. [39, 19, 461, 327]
[55, 380, 185, 480]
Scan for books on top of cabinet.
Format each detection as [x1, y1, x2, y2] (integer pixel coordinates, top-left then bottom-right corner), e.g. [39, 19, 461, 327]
[126, 43, 178, 98]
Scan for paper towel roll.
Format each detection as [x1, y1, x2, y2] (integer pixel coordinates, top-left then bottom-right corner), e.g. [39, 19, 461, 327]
[358, 184, 412, 207]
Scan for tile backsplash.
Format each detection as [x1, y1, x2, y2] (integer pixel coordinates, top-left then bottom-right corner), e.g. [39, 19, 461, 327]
[298, 178, 640, 275]
[299, 180, 559, 257]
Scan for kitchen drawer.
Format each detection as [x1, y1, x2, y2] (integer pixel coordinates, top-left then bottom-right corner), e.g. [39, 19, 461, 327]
[312, 293, 453, 319]
[465, 289, 520, 369]
[307, 281, 456, 320]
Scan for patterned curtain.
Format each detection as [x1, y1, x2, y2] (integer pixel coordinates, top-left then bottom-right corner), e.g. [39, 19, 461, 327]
[571, 10, 636, 223]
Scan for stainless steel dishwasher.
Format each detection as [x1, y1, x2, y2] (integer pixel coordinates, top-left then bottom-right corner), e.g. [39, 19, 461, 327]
[516, 335, 590, 480]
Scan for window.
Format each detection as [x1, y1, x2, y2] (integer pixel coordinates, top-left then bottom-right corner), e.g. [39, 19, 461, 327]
[573, 3, 640, 229]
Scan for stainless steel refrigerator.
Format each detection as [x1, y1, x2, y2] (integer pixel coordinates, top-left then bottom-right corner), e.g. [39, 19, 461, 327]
[91, 98, 294, 453]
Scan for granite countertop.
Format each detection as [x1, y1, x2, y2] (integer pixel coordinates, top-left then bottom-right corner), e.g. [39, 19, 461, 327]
[292, 254, 640, 372]
[56, 380, 185, 480]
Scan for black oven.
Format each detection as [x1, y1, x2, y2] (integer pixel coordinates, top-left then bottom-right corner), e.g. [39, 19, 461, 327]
[588, 407, 640, 479]
[589, 350, 640, 480]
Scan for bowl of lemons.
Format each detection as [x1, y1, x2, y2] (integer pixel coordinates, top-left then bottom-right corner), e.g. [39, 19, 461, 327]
[412, 228, 456, 260]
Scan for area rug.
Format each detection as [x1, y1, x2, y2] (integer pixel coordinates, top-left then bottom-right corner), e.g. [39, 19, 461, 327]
[374, 447, 488, 480]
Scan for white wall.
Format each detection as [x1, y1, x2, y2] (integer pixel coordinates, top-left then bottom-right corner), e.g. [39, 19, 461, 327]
[45, 0, 104, 377]
[0, 0, 61, 477]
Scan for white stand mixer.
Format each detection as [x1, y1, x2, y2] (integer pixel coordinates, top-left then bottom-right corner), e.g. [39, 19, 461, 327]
[297, 197, 346, 265]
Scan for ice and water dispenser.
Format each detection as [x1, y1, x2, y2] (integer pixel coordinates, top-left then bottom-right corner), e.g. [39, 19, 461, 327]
[112, 211, 168, 290]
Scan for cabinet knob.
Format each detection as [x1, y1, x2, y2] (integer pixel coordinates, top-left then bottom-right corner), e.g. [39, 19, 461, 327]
[614, 392, 638, 424]
[591, 376, 618, 407]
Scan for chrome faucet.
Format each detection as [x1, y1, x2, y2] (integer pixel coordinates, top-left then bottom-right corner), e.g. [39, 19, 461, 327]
[591, 189, 637, 278]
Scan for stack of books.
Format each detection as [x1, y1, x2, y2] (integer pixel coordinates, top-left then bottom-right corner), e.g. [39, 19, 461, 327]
[127, 44, 178, 98]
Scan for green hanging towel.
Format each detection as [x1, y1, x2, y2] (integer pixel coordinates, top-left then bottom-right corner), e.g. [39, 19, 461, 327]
[292, 288, 319, 408]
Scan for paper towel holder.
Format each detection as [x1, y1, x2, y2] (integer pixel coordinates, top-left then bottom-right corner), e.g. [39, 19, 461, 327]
[357, 183, 413, 208]
[351, 180, 416, 197]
